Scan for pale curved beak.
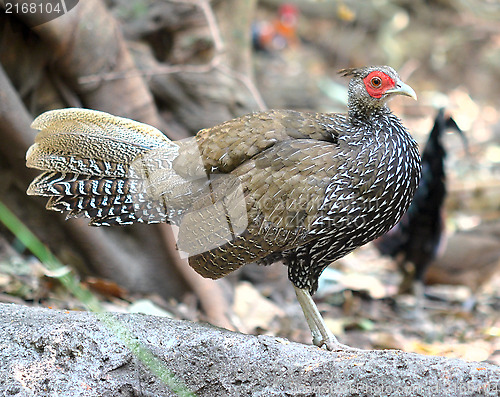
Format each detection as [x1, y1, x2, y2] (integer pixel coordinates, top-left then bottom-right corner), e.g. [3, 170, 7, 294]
[386, 82, 417, 101]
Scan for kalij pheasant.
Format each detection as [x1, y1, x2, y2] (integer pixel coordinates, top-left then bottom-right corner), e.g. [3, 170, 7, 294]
[26, 65, 420, 350]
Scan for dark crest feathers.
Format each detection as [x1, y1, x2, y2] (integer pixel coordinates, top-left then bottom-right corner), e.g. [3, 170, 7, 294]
[338, 68, 359, 77]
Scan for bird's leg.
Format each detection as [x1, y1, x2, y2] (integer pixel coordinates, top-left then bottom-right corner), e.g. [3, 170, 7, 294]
[462, 294, 477, 312]
[412, 280, 438, 339]
[294, 287, 324, 346]
[294, 286, 354, 351]
[413, 279, 425, 318]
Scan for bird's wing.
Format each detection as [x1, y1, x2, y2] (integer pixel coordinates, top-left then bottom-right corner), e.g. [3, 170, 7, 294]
[181, 139, 349, 279]
[172, 109, 344, 177]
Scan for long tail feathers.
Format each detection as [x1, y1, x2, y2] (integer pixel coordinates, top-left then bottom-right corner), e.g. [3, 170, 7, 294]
[26, 108, 180, 226]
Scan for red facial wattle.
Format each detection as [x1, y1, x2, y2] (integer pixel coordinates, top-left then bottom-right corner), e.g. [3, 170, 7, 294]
[362, 71, 396, 99]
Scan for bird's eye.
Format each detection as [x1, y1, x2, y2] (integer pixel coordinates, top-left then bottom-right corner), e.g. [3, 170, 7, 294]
[371, 76, 382, 88]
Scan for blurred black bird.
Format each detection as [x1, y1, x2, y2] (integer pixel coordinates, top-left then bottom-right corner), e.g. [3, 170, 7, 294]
[375, 108, 466, 301]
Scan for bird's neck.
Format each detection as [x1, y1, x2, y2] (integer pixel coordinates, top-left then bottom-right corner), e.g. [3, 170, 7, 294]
[341, 105, 416, 157]
[347, 102, 392, 125]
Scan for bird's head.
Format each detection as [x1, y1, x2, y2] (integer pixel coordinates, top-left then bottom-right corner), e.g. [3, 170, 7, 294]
[339, 65, 417, 119]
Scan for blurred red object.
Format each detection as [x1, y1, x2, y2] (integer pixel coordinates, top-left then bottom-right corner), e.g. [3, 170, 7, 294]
[253, 3, 300, 52]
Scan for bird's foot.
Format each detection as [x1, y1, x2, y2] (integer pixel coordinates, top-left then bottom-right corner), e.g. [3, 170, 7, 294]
[313, 334, 361, 352]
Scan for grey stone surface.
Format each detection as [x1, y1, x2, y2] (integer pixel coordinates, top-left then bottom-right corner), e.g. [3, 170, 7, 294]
[0, 303, 498, 396]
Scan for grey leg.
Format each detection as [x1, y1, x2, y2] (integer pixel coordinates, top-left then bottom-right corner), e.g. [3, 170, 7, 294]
[294, 286, 356, 350]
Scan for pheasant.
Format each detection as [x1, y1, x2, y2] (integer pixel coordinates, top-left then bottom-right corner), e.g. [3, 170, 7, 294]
[26, 65, 420, 349]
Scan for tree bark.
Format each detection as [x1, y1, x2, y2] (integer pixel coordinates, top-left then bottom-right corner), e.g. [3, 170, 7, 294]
[8, 0, 166, 130]
[1, 303, 498, 397]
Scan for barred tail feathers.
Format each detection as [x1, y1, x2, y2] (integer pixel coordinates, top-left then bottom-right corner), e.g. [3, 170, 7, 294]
[26, 108, 182, 225]
[26, 108, 172, 175]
